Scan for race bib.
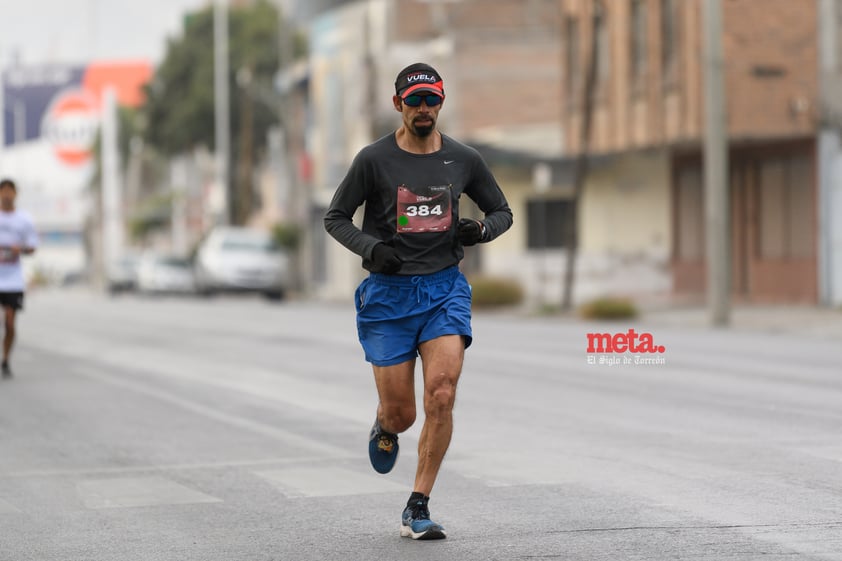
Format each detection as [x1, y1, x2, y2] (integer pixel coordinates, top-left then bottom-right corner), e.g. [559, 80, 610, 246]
[0, 248, 18, 264]
[396, 184, 452, 233]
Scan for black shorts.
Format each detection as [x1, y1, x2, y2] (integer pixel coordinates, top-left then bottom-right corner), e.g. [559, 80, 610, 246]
[0, 292, 24, 311]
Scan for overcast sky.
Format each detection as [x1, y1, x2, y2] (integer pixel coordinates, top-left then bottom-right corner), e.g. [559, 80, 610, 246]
[1, 0, 211, 67]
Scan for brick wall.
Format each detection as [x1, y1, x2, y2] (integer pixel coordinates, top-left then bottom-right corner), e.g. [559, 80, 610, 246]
[392, 0, 560, 40]
[561, 0, 819, 155]
[453, 41, 563, 132]
[389, 0, 563, 140]
[722, 0, 818, 139]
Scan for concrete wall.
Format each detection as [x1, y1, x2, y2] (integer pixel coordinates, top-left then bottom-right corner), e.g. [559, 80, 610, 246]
[575, 150, 672, 303]
[466, 151, 672, 309]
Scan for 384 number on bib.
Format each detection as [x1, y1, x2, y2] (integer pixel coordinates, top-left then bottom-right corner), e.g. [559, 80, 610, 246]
[396, 184, 452, 233]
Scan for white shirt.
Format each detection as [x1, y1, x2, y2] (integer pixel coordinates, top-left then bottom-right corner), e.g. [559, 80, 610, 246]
[0, 209, 39, 292]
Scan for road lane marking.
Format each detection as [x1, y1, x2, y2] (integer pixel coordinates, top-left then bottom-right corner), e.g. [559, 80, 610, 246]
[256, 466, 406, 498]
[0, 497, 19, 513]
[74, 366, 351, 458]
[76, 476, 221, 509]
[27, 336, 375, 426]
[0, 456, 356, 479]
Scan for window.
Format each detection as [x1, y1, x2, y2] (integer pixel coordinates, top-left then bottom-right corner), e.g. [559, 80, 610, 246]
[596, 7, 611, 86]
[630, 0, 648, 88]
[527, 199, 574, 249]
[660, 0, 678, 85]
[565, 16, 580, 103]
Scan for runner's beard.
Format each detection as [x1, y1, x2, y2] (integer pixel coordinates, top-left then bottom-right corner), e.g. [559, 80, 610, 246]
[412, 117, 435, 137]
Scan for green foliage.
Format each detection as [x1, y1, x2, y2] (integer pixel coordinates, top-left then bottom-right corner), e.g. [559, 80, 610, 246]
[117, 107, 143, 162]
[468, 276, 524, 309]
[142, 0, 301, 156]
[127, 192, 176, 242]
[271, 221, 301, 251]
[579, 297, 639, 320]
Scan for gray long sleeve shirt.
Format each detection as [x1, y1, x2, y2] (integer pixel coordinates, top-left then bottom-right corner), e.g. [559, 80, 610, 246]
[324, 132, 513, 275]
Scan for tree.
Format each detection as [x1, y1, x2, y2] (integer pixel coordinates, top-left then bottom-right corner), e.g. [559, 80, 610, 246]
[561, 0, 602, 311]
[141, 0, 303, 225]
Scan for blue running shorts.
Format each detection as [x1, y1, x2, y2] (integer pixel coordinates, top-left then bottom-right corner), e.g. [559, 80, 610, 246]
[355, 266, 472, 366]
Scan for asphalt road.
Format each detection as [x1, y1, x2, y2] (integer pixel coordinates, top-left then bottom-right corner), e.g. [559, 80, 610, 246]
[1, 288, 841, 560]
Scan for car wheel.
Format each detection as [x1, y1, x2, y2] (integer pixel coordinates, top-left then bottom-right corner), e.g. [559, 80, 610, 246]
[263, 290, 284, 302]
[197, 286, 216, 298]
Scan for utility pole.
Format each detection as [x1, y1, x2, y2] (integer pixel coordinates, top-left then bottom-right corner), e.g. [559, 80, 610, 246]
[817, 0, 841, 307]
[277, 8, 305, 292]
[101, 87, 123, 285]
[214, 0, 231, 226]
[170, 159, 188, 255]
[236, 67, 254, 226]
[703, 0, 731, 326]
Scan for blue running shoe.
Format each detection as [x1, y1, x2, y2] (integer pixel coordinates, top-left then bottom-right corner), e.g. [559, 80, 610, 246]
[401, 499, 446, 540]
[368, 419, 399, 474]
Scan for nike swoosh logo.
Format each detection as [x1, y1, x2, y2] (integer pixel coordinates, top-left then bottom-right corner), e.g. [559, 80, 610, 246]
[444, 160, 454, 165]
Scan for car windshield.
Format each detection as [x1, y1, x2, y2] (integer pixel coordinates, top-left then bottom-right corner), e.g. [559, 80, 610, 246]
[115, 256, 138, 269]
[158, 257, 191, 267]
[220, 237, 279, 253]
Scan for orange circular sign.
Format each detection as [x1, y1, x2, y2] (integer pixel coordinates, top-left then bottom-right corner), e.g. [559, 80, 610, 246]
[40, 89, 100, 166]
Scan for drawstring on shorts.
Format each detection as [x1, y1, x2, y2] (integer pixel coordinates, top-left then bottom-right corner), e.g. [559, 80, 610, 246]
[411, 276, 432, 306]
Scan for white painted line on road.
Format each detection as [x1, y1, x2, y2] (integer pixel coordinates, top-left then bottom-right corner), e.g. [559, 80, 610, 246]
[74, 366, 351, 459]
[0, 497, 19, 513]
[0, 455, 357, 479]
[32, 335, 375, 428]
[76, 476, 221, 509]
[256, 466, 406, 498]
[445, 453, 567, 488]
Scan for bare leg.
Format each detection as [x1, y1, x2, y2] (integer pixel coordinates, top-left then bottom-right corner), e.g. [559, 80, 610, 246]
[413, 335, 464, 496]
[372, 358, 417, 434]
[3, 307, 15, 364]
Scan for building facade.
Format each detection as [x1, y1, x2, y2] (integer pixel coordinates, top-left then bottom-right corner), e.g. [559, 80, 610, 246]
[560, 0, 835, 304]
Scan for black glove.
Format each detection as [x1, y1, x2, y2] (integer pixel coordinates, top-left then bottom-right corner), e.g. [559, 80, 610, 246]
[370, 243, 403, 274]
[457, 218, 485, 246]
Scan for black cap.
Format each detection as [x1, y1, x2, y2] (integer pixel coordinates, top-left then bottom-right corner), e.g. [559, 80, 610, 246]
[395, 62, 445, 99]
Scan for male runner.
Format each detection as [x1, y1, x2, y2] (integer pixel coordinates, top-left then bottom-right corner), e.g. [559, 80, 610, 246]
[324, 62, 513, 539]
[0, 178, 39, 378]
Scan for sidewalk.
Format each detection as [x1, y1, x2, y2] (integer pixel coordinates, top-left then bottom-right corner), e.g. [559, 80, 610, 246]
[635, 303, 842, 340]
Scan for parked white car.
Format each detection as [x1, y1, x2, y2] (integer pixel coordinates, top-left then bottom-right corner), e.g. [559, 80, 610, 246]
[193, 227, 289, 300]
[136, 253, 196, 295]
[106, 253, 141, 293]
